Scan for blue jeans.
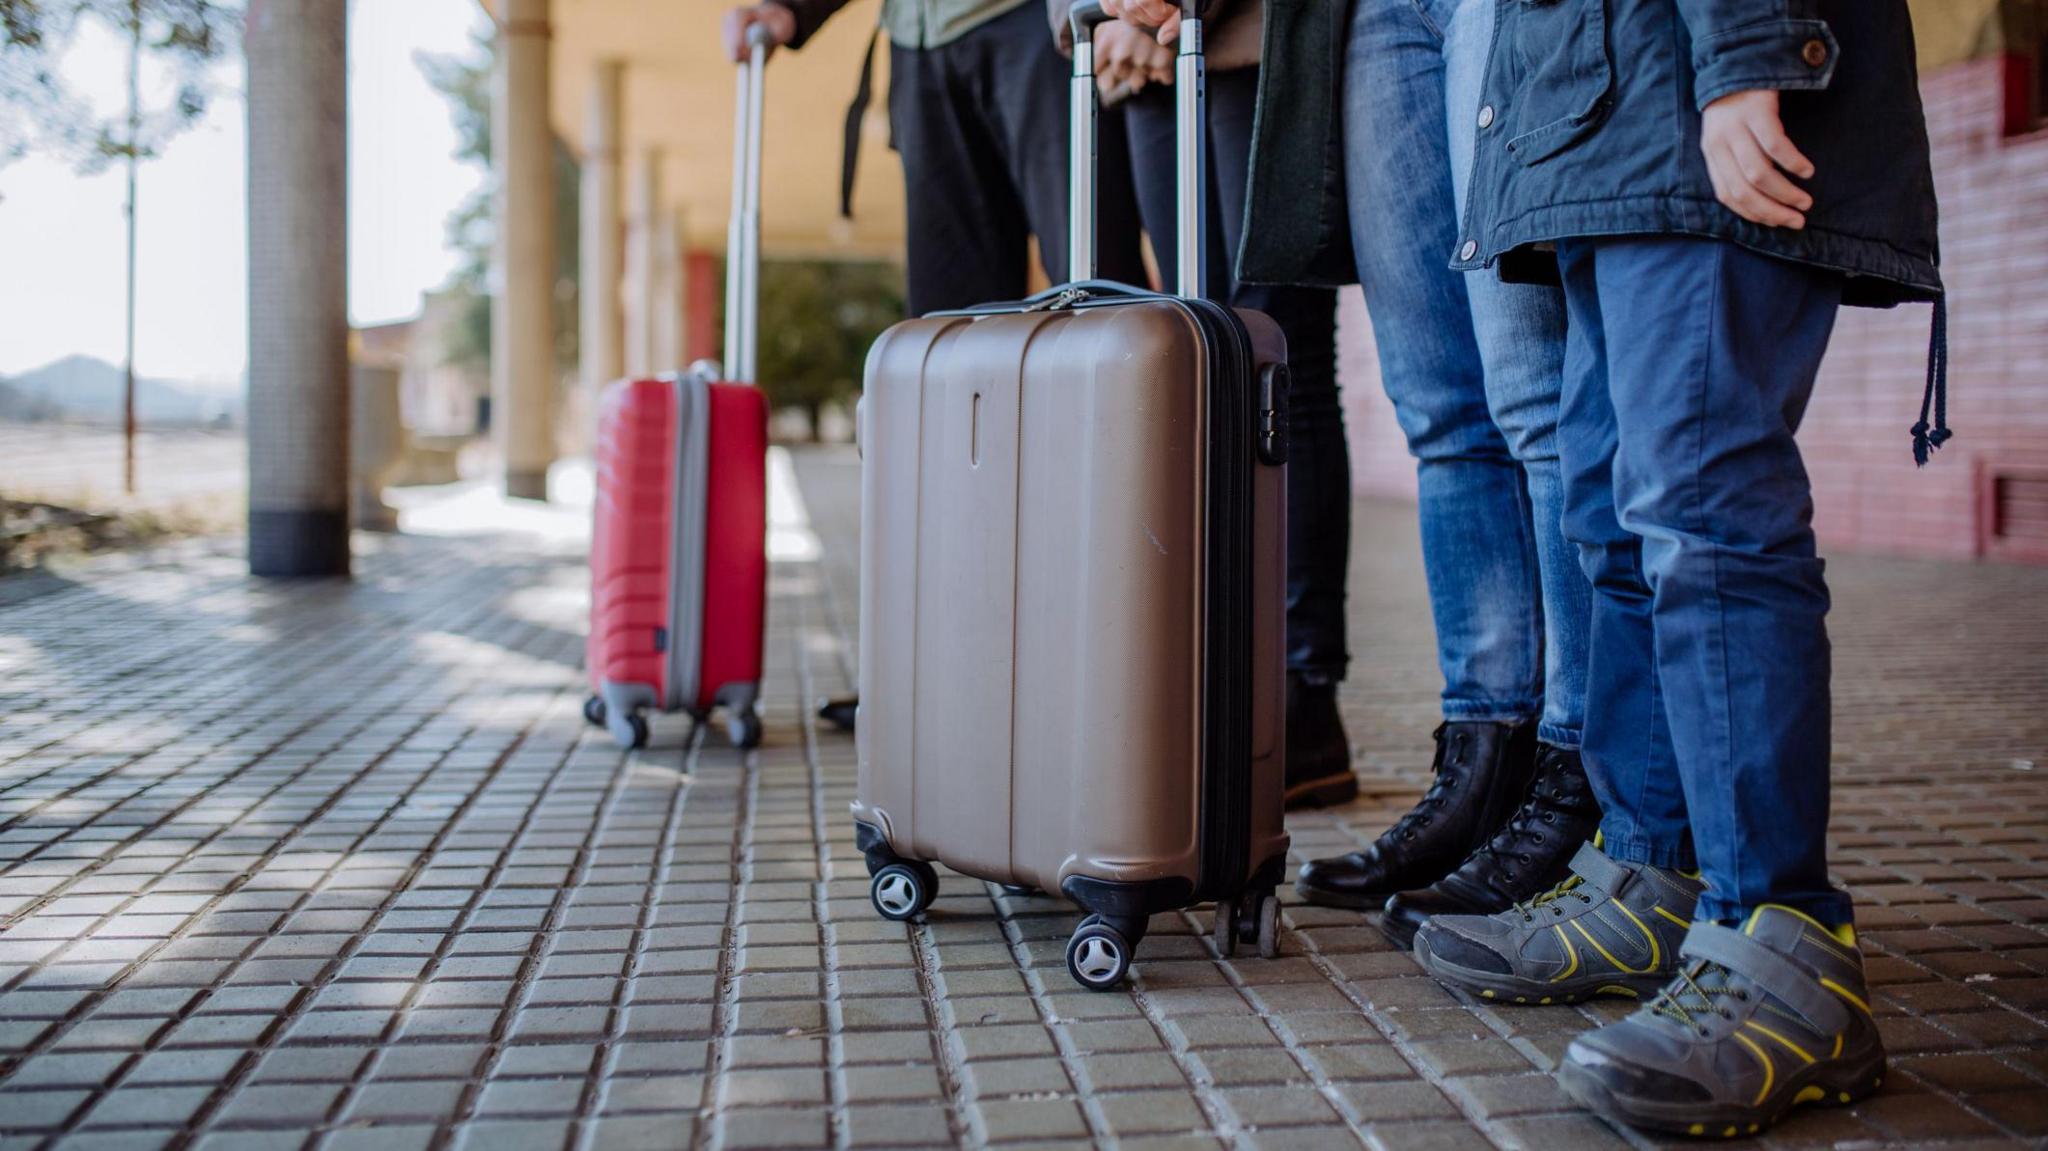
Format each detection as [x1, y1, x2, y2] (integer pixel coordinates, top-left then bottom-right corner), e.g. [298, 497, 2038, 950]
[1345, 0, 1590, 747]
[1555, 236, 1852, 926]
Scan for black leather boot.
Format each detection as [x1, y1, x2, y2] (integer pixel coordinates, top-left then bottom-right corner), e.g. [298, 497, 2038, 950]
[1380, 742, 1601, 948]
[1285, 673, 1359, 809]
[1294, 720, 1539, 909]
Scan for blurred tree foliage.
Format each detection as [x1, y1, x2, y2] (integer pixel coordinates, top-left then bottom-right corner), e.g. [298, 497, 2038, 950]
[755, 260, 903, 438]
[0, 0, 236, 176]
[419, 22, 580, 392]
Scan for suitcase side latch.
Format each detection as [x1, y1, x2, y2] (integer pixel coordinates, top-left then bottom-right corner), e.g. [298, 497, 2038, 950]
[1257, 363, 1290, 467]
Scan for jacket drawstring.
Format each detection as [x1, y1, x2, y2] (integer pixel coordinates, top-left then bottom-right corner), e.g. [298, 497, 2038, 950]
[1912, 296, 1951, 467]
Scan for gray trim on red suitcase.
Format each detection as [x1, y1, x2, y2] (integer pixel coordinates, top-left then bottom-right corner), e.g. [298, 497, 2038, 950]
[665, 369, 712, 713]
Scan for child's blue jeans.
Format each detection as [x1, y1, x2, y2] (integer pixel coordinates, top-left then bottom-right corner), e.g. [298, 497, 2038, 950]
[1554, 235, 1854, 926]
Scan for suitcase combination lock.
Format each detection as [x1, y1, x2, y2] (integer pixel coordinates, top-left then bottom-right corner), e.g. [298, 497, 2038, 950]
[1257, 363, 1290, 467]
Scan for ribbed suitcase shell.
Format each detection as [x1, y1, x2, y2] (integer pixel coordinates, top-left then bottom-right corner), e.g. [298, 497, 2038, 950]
[852, 293, 1289, 926]
[587, 375, 768, 746]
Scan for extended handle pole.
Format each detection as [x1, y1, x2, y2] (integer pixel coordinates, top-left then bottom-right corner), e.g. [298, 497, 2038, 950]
[1173, 0, 1204, 300]
[1068, 0, 1207, 299]
[1068, 3, 1101, 282]
[724, 27, 770, 384]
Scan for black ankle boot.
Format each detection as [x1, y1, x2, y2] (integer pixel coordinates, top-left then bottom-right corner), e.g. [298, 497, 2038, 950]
[1380, 742, 1601, 948]
[1294, 720, 1539, 909]
[1285, 673, 1359, 809]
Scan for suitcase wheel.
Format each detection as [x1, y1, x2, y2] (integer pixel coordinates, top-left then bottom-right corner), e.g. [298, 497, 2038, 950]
[726, 708, 763, 750]
[1066, 917, 1134, 992]
[1212, 896, 1240, 959]
[1256, 893, 1281, 960]
[583, 696, 607, 729]
[870, 861, 939, 922]
[1213, 891, 1282, 960]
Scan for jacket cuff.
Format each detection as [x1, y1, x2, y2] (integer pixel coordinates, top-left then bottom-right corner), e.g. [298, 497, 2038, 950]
[1690, 19, 1838, 109]
[769, 0, 831, 51]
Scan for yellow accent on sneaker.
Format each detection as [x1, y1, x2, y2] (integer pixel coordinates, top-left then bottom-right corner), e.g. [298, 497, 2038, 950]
[1821, 977, 1874, 1017]
[1570, 911, 1658, 975]
[1743, 1020, 1816, 1064]
[1794, 1085, 1827, 1105]
[1731, 1031, 1775, 1108]
[1549, 924, 1581, 983]
[1653, 905, 1692, 930]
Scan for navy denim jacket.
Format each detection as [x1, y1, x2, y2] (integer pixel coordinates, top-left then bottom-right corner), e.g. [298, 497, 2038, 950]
[1452, 0, 1943, 310]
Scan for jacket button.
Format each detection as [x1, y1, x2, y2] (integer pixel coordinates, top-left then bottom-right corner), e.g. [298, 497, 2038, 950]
[1478, 104, 1495, 129]
[1459, 240, 1478, 261]
[1801, 39, 1828, 68]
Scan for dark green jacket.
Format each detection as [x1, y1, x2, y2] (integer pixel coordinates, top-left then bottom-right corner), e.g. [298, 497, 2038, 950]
[779, 0, 1029, 50]
[1236, 0, 1355, 287]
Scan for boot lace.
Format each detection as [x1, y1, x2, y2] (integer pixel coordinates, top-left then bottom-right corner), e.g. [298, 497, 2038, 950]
[1379, 725, 1467, 843]
[1650, 961, 1744, 1036]
[1512, 874, 1594, 922]
[1463, 749, 1593, 888]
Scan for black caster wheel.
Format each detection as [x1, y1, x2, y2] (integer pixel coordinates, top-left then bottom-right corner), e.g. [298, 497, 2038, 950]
[1212, 896, 1239, 958]
[626, 714, 650, 749]
[727, 709, 763, 749]
[583, 696, 607, 728]
[870, 861, 937, 922]
[998, 884, 1039, 897]
[1066, 920, 1134, 991]
[817, 695, 858, 733]
[1255, 893, 1281, 959]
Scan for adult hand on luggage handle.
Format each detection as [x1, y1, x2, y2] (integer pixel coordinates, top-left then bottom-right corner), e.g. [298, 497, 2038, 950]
[1700, 89, 1815, 231]
[1096, 22, 1174, 100]
[1101, 0, 1185, 46]
[722, 3, 795, 63]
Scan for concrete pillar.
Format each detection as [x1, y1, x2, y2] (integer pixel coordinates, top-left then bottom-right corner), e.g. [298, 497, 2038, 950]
[651, 209, 684, 371]
[493, 0, 555, 501]
[625, 147, 661, 377]
[579, 59, 623, 395]
[245, 0, 349, 577]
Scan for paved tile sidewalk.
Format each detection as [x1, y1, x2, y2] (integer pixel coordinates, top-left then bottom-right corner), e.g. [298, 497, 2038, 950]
[1, 447, 2044, 1150]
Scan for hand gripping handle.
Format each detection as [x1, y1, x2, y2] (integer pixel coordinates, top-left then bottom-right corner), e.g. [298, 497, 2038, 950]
[1067, 1, 1207, 299]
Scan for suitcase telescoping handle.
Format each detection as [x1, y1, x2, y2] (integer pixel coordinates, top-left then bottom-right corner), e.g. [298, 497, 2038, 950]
[723, 25, 771, 384]
[1068, 0, 1207, 300]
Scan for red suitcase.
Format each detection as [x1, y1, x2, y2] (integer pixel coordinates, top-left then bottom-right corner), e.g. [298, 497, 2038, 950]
[583, 33, 770, 750]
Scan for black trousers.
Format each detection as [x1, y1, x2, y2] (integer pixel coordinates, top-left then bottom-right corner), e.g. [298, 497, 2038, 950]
[887, 3, 1148, 314]
[1124, 68, 1349, 681]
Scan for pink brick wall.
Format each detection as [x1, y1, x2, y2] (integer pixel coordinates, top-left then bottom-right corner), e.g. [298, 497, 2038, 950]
[1337, 55, 2048, 562]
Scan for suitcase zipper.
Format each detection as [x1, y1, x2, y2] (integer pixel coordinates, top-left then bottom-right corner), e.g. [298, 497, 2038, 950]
[1022, 286, 1090, 312]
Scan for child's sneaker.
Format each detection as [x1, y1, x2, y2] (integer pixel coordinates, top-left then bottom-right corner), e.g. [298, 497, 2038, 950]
[1557, 905, 1886, 1138]
[1412, 843, 1701, 1004]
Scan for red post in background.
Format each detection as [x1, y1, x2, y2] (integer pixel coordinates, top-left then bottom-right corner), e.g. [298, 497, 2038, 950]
[686, 249, 721, 366]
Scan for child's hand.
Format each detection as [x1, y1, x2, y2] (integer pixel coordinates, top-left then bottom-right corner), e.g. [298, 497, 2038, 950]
[1701, 89, 1815, 230]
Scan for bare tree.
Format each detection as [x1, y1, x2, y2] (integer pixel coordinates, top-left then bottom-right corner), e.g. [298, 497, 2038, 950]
[1, 0, 239, 493]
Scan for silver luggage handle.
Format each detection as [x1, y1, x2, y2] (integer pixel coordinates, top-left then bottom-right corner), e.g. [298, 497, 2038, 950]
[723, 25, 771, 383]
[1068, 0, 1206, 300]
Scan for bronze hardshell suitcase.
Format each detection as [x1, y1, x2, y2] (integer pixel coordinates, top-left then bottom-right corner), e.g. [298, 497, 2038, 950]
[851, 0, 1291, 990]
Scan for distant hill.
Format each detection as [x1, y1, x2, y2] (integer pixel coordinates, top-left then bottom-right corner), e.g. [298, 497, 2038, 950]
[0, 356, 244, 427]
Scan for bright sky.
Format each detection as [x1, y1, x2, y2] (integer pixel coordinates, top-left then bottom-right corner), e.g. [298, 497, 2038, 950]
[0, 0, 489, 388]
